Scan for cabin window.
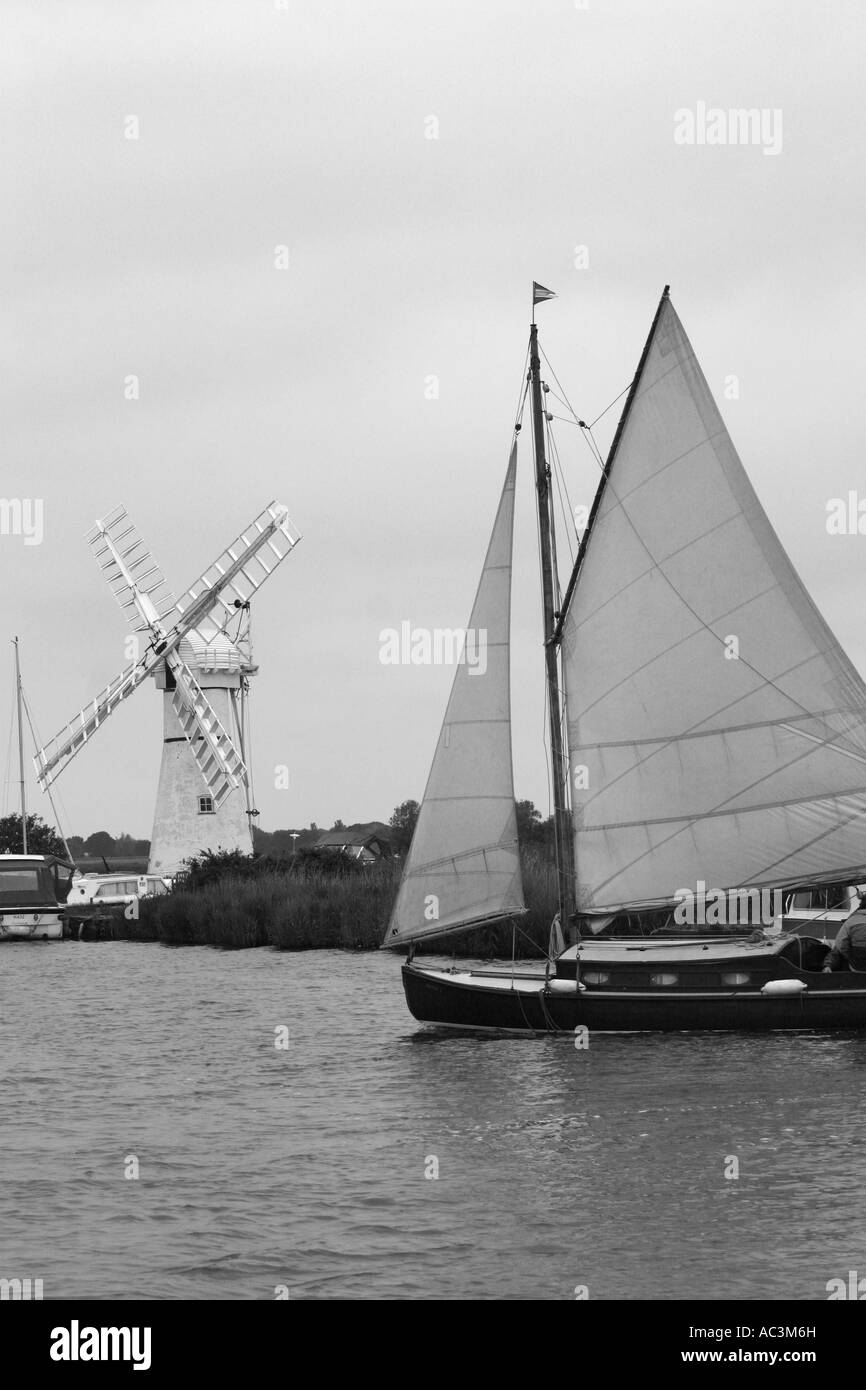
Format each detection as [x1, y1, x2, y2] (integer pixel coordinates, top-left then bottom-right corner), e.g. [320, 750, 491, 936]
[786, 884, 849, 912]
[581, 971, 610, 985]
[788, 891, 812, 911]
[0, 868, 46, 904]
[650, 972, 678, 986]
[198, 796, 215, 815]
[722, 972, 751, 986]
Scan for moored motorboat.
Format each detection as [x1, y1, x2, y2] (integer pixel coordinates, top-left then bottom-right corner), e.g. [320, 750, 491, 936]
[0, 853, 75, 942]
[1, 639, 76, 941]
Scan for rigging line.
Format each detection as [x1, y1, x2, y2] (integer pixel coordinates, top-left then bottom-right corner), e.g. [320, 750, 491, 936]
[2, 660, 16, 816]
[515, 381, 530, 434]
[583, 427, 606, 469]
[243, 679, 257, 826]
[539, 343, 613, 482]
[23, 694, 75, 852]
[589, 380, 633, 430]
[543, 385, 575, 413]
[546, 425, 577, 569]
[554, 460, 576, 569]
[514, 343, 531, 432]
[21, 688, 72, 858]
[554, 450, 580, 561]
[538, 344, 586, 425]
[546, 417, 581, 554]
[544, 416, 565, 605]
[512, 918, 549, 958]
[540, 341, 631, 437]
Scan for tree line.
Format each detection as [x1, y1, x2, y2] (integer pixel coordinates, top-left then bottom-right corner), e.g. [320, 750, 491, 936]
[0, 798, 555, 861]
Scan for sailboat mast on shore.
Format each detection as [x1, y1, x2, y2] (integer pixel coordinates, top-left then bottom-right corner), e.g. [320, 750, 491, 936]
[13, 636, 28, 853]
[9, 638, 73, 864]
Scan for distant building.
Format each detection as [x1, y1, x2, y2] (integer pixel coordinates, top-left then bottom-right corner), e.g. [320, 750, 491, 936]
[314, 824, 393, 863]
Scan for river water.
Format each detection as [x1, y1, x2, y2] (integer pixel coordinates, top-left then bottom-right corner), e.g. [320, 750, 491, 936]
[2, 941, 865, 1300]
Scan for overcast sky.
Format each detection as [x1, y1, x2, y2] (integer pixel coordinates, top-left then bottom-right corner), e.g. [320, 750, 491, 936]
[2, 0, 865, 840]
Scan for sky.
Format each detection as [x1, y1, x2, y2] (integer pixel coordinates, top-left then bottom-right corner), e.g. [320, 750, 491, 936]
[1, 0, 865, 840]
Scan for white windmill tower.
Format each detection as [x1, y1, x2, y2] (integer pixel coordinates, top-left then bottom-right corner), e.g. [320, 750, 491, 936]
[34, 502, 300, 876]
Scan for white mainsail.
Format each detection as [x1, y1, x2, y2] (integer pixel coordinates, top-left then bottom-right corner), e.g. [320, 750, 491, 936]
[383, 446, 525, 946]
[562, 290, 866, 912]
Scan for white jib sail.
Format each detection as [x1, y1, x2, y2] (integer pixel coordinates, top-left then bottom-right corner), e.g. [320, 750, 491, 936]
[562, 292, 866, 911]
[384, 445, 525, 946]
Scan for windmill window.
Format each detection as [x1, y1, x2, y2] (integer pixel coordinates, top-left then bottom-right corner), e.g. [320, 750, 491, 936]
[198, 796, 215, 815]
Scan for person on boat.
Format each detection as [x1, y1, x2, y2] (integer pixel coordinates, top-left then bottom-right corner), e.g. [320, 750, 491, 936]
[549, 912, 566, 957]
[822, 900, 866, 972]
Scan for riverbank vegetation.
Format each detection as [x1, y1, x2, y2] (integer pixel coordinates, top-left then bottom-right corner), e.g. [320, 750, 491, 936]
[117, 848, 559, 956]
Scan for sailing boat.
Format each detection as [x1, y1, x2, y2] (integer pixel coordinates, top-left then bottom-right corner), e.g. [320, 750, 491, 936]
[0, 639, 74, 942]
[383, 284, 866, 1031]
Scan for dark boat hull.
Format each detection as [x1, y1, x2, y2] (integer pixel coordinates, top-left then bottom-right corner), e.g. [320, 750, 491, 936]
[402, 963, 866, 1032]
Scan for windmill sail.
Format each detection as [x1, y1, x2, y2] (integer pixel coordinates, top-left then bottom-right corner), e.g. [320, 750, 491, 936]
[562, 290, 866, 912]
[170, 502, 300, 650]
[88, 506, 177, 632]
[383, 446, 525, 947]
[34, 658, 156, 789]
[166, 653, 247, 807]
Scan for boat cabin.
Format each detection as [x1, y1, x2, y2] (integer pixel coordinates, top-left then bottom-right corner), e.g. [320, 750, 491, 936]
[0, 853, 75, 908]
[0, 853, 75, 942]
[777, 882, 862, 941]
[67, 873, 170, 907]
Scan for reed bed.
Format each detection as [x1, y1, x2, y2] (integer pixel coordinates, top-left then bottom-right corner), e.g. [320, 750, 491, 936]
[124, 851, 559, 955]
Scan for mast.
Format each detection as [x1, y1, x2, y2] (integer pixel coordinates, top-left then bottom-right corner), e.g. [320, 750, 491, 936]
[529, 320, 574, 927]
[13, 637, 27, 853]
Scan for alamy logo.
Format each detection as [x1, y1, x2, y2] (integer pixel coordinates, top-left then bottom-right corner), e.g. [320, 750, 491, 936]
[674, 882, 782, 927]
[0, 498, 43, 545]
[674, 102, 783, 156]
[50, 1320, 152, 1371]
[827, 493, 866, 534]
[0, 1276, 43, 1299]
[379, 623, 487, 674]
[827, 1270, 866, 1299]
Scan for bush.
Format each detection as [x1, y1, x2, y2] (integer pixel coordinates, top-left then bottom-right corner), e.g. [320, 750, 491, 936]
[132, 849, 560, 956]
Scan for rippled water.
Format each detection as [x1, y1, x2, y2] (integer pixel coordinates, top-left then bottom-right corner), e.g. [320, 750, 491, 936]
[2, 941, 865, 1300]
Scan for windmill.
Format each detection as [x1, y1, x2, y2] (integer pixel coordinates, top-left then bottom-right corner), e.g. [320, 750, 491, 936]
[34, 502, 300, 876]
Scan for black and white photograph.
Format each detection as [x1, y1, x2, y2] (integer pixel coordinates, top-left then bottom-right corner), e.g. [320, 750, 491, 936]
[2, 0, 865, 1347]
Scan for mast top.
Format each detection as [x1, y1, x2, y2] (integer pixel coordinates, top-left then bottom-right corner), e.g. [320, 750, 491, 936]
[531, 281, 557, 324]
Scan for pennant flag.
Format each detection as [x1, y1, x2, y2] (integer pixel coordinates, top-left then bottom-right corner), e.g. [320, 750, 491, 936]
[533, 282, 556, 305]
